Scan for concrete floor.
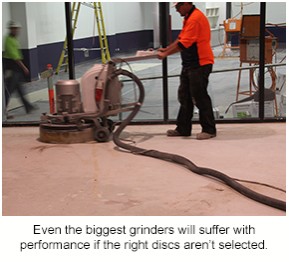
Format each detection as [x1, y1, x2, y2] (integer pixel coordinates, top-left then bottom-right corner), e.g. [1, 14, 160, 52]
[2, 123, 286, 216]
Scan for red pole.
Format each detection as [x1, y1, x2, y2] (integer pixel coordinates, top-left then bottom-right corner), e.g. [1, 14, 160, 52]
[46, 64, 55, 114]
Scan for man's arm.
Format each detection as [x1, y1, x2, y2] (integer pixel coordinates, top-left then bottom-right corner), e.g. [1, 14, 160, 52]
[16, 60, 29, 75]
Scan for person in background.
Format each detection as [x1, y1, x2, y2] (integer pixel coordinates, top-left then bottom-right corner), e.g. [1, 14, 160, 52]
[3, 20, 36, 114]
[158, 2, 216, 140]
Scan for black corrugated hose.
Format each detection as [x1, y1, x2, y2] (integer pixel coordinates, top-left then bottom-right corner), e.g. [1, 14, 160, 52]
[111, 68, 286, 212]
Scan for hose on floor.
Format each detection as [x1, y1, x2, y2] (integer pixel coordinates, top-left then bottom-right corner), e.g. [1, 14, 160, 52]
[111, 68, 286, 212]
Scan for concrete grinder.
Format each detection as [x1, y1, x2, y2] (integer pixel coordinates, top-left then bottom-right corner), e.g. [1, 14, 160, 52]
[39, 51, 157, 144]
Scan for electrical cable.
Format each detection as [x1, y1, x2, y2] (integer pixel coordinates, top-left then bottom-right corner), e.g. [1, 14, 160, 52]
[232, 178, 286, 193]
[111, 68, 286, 212]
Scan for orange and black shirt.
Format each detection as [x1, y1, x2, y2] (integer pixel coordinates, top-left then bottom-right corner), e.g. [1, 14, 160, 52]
[177, 5, 214, 68]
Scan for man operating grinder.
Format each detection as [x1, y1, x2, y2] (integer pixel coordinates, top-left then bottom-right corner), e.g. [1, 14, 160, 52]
[158, 2, 216, 140]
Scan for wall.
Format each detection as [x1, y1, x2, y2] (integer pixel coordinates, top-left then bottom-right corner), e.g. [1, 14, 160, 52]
[104, 2, 153, 34]
[103, 2, 155, 54]
[32, 3, 66, 45]
[2, 3, 11, 47]
[231, 2, 286, 23]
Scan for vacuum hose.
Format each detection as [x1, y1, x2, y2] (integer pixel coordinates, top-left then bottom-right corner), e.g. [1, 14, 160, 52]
[111, 68, 286, 212]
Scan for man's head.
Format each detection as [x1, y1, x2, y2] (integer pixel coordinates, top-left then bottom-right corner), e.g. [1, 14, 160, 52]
[173, 2, 193, 17]
[7, 20, 22, 36]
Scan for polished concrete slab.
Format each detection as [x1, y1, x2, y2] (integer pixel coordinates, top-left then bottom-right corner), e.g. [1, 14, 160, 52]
[2, 123, 286, 216]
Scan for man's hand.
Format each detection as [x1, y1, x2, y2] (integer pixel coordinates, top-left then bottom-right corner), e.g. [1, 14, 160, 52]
[158, 47, 167, 52]
[22, 66, 30, 76]
[157, 41, 181, 60]
[157, 47, 167, 60]
[157, 51, 167, 60]
[17, 60, 30, 76]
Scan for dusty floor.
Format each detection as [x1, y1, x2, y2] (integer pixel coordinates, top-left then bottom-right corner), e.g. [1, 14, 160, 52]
[2, 123, 286, 216]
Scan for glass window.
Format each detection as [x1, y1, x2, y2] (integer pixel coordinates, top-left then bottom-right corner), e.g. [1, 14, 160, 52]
[2, 2, 286, 124]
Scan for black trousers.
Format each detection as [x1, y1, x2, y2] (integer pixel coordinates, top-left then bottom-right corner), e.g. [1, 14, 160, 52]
[175, 64, 216, 135]
[4, 70, 32, 112]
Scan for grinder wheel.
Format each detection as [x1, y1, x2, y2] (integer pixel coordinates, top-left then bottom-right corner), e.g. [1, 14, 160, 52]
[39, 123, 95, 144]
[94, 127, 111, 143]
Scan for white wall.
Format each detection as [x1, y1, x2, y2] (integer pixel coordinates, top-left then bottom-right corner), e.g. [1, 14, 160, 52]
[2, 2, 155, 49]
[2, 2, 11, 40]
[103, 2, 154, 34]
[2, 2, 287, 50]
[231, 2, 286, 23]
[32, 2, 66, 45]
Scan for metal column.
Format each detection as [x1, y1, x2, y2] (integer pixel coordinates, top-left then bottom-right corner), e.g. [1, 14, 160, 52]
[259, 3, 266, 120]
[226, 2, 232, 19]
[65, 2, 75, 79]
[159, 2, 170, 122]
